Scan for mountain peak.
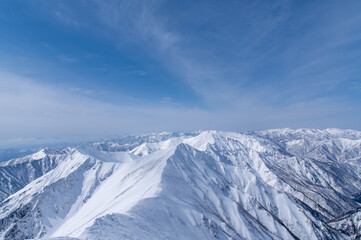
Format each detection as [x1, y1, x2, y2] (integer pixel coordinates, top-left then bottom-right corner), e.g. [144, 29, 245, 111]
[0, 129, 360, 239]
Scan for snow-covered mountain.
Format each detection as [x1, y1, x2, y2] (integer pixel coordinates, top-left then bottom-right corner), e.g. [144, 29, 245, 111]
[0, 149, 69, 202]
[0, 129, 360, 240]
[328, 208, 361, 239]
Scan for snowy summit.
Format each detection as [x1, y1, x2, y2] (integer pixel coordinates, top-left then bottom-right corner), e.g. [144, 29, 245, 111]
[0, 129, 361, 239]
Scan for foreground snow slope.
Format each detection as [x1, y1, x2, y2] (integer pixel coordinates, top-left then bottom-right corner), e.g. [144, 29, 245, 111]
[0, 129, 360, 239]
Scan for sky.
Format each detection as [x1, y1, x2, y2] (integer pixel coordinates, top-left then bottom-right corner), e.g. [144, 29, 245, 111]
[0, 0, 361, 147]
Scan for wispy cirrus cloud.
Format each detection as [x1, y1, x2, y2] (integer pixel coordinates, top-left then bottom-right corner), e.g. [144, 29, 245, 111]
[58, 54, 77, 62]
[1, 69, 360, 148]
[1, 0, 361, 148]
[127, 70, 147, 76]
[17, 1, 361, 107]
[0, 71, 208, 147]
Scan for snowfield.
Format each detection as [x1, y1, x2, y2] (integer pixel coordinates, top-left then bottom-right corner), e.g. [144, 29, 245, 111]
[0, 129, 360, 239]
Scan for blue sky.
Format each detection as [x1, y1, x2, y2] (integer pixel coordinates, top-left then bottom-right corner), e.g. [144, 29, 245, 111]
[1, 0, 361, 147]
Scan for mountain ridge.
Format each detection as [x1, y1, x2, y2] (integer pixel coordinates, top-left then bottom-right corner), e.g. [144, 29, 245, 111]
[0, 129, 360, 239]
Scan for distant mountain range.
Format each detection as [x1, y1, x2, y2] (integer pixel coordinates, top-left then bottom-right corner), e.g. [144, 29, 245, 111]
[0, 129, 360, 239]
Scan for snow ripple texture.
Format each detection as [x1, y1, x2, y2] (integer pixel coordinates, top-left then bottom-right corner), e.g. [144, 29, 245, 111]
[0, 129, 360, 240]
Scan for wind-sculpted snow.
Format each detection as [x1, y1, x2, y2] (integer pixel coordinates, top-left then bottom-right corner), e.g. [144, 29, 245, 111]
[0, 129, 360, 239]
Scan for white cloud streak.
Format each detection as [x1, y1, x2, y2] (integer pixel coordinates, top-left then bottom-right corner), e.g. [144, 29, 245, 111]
[1, 70, 359, 147]
[0, 71, 210, 146]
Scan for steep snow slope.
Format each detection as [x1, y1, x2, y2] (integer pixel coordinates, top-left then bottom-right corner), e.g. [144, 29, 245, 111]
[83, 142, 338, 240]
[0, 129, 360, 239]
[251, 129, 361, 219]
[0, 149, 69, 202]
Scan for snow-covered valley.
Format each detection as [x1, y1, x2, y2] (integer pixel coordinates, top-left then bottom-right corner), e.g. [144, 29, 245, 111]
[0, 129, 360, 239]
